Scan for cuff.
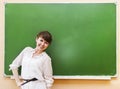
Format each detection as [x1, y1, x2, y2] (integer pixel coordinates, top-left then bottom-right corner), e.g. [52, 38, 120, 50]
[9, 64, 18, 71]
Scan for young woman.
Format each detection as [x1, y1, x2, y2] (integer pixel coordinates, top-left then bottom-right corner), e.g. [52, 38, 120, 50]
[9, 31, 54, 89]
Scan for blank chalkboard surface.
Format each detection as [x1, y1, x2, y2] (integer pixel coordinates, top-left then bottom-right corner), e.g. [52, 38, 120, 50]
[5, 3, 116, 79]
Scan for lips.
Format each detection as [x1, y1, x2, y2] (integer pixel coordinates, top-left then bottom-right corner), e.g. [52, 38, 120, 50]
[37, 44, 44, 49]
[38, 44, 41, 46]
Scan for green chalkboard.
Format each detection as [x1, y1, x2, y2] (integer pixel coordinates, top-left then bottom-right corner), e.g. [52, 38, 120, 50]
[5, 3, 116, 77]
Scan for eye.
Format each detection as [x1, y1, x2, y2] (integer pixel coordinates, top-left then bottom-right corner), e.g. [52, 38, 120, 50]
[40, 39, 43, 42]
[45, 41, 49, 45]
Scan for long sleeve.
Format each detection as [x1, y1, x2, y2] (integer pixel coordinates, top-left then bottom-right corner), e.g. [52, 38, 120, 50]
[9, 47, 27, 70]
[9, 47, 29, 87]
[43, 57, 54, 88]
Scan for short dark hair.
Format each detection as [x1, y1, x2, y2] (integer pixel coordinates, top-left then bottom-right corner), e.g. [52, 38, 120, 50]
[36, 31, 52, 44]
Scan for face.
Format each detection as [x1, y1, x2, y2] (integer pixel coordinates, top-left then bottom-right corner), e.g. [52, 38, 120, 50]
[36, 37, 49, 51]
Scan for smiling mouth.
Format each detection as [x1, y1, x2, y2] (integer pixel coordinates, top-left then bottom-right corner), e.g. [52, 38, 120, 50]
[38, 44, 44, 49]
[38, 44, 41, 46]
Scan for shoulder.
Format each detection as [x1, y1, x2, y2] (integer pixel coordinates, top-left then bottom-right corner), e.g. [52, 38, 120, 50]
[22, 46, 34, 53]
[42, 52, 51, 61]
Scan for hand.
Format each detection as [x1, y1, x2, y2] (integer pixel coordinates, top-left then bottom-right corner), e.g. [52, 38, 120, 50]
[47, 87, 51, 89]
[16, 81, 24, 87]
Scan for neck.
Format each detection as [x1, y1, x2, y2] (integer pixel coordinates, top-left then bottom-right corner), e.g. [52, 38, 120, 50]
[35, 48, 43, 54]
[32, 48, 43, 58]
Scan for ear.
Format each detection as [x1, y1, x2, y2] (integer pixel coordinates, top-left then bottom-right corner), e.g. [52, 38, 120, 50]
[36, 37, 38, 42]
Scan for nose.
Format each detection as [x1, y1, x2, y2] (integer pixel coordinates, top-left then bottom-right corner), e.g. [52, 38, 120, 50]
[41, 42, 45, 46]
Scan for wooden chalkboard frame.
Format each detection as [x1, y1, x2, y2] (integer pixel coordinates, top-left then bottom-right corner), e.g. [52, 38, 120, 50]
[4, 2, 117, 80]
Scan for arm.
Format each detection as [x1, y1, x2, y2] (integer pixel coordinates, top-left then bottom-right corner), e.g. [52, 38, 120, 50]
[11, 69, 23, 86]
[9, 47, 27, 86]
[43, 58, 54, 89]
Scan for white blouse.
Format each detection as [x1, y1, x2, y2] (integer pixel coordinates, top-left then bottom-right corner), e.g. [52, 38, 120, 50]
[9, 47, 54, 88]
